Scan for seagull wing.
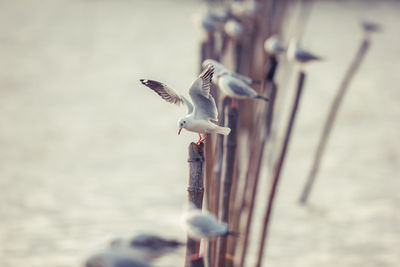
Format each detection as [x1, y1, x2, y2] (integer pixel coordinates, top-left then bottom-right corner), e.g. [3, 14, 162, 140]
[140, 79, 193, 114]
[189, 64, 218, 121]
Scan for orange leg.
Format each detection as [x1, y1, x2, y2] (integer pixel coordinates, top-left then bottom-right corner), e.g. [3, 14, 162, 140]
[199, 133, 209, 143]
[231, 98, 237, 108]
[190, 241, 202, 260]
[196, 134, 202, 145]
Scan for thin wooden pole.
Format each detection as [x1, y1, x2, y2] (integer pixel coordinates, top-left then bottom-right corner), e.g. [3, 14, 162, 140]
[299, 38, 370, 204]
[185, 143, 205, 267]
[255, 71, 306, 267]
[216, 106, 239, 267]
[236, 81, 277, 267]
[209, 97, 230, 267]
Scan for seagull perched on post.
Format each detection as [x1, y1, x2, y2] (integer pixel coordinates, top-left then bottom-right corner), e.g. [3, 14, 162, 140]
[287, 39, 322, 64]
[264, 35, 286, 55]
[202, 59, 268, 107]
[182, 204, 237, 240]
[109, 233, 184, 261]
[140, 65, 230, 145]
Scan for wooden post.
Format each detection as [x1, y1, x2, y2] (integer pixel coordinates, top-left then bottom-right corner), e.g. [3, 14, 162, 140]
[216, 106, 238, 267]
[299, 39, 370, 204]
[185, 143, 205, 267]
[255, 71, 306, 267]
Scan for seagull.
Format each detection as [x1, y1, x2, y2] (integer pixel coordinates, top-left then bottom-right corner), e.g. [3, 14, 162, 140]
[85, 250, 152, 267]
[202, 59, 260, 86]
[109, 233, 184, 261]
[217, 72, 269, 106]
[264, 35, 286, 55]
[361, 20, 381, 33]
[140, 65, 230, 144]
[224, 19, 245, 40]
[182, 204, 237, 240]
[287, 39, 322, 64]
[202, 60, 268, 106]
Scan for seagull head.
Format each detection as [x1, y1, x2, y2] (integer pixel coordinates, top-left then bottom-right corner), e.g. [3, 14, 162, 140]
[177, 118, 189, 135]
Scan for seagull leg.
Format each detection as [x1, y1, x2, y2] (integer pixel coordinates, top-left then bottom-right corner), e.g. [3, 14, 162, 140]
[196, 134, 202, 145]
[231, 98, 237, 108]
[200, 133, 208, 143]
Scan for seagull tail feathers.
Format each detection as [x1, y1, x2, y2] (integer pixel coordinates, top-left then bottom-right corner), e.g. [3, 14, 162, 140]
[215, 126, 231, 136]
[256, 95, 269, 102]
[224, 230, 240, 237]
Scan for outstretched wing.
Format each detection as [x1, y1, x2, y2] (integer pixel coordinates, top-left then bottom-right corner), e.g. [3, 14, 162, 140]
[189, 65, 218, 121]
[140, 79, 184, 105]
[140, 79, 194, 114]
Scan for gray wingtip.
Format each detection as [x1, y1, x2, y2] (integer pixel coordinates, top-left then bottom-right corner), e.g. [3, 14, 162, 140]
[199, 64, 215, 78]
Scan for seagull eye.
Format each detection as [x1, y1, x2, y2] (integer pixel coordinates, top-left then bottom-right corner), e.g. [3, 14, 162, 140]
[183, 121, 186, 123]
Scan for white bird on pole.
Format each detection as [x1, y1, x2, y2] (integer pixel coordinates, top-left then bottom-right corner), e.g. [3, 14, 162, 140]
[140, 64, 230, 144]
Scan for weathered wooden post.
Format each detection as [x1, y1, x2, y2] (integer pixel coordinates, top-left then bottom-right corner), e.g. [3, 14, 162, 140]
[185, 143, 205, 267]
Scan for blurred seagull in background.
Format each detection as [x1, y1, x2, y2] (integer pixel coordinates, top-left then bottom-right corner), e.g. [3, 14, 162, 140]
[202, 59, 260, 85]
[362, 20, 381, 33]
[182, 204, 237, 240]
[224, 19, 245, 40]
[85, 250, 152, 267]
[287, 39, 323, 64]
[140, 65, 230, 144]
[202, 59, 268, 107]
[193, 9, 228, 33]
[109, 233, 184, 261]
[264, 35, 286, 55]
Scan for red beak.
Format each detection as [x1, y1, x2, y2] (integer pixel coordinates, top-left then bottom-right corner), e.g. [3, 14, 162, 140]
[178, 128, 182, 135]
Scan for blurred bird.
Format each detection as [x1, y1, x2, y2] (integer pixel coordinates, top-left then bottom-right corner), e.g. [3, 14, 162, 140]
[140, 64, 230, 144]
[110, 233, 184, 261]
[217, 72, 269, 107]
[193, 9, 228, 33]
[85, 250, 152, 267]
[202, 59, 260, 86]
[202, 59, 268, 106]
[264, 35, 286, 55]
[224, 19, 245, 40]
[182, 204, 238, 240]
[230, 0, 261, 20]
[362, 20, 381, 33]
[287, 39, 322, 64]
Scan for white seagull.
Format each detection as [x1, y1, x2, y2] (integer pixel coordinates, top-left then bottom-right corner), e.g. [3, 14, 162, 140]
[182, 204, 237, 240]
[202, 59, 268, 106]
[85, 250, 152, 267]
[109, 233, 184, 261]
[140, 65, 230, 144]
[202, 59, 259, 86]
[287, 39, 322, 64]
[264, 35, 286, 55]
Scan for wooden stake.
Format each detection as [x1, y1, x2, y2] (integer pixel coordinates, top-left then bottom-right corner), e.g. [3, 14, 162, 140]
[255, 71, 306, 267]
[216, 106, 238, 267]
[185, 143, 205, 267]
[299, 38, 370, 204]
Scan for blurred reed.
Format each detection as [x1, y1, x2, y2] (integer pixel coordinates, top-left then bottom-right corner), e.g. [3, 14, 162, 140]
[299, 36, 371, 204]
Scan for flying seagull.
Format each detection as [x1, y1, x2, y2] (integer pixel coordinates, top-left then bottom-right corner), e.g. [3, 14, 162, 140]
[140, 65, 230, 144]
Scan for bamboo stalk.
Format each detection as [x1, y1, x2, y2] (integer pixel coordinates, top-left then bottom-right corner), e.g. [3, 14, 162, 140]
[255, 71, 306, 267]
[299, 38, 370, 204]
[216, 105, 239, 267]
[185, 143, 205, 267]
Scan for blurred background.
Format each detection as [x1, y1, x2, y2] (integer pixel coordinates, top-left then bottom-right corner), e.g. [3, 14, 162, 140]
[0, 0, 399, 267]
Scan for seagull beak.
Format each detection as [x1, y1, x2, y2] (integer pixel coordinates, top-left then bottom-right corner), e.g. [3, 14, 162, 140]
[178, 128, 182, 135]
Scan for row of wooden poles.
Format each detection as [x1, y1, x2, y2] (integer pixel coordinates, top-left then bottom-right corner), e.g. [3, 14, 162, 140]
[184, 0, 372, 266]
